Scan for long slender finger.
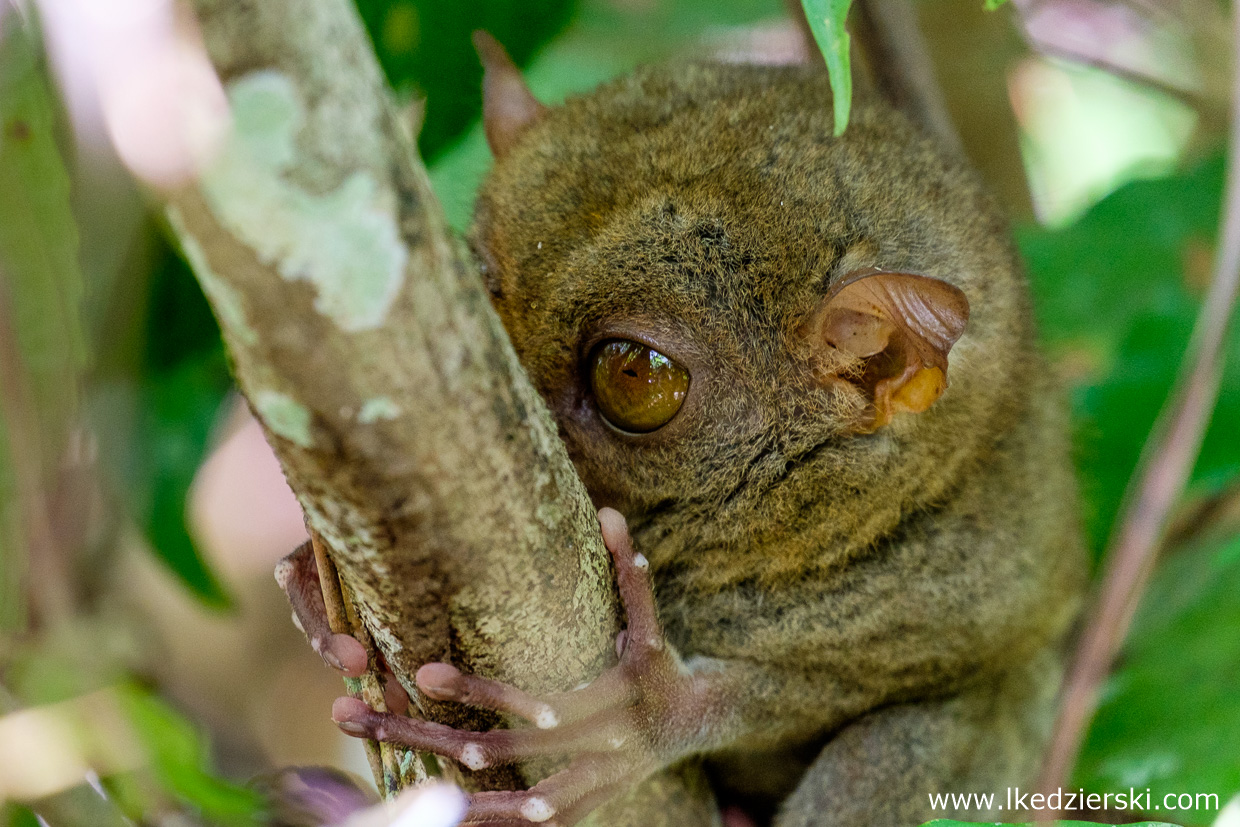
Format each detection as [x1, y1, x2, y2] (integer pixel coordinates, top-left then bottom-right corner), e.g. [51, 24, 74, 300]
[331, 697, 631, 770]
[418, 663, 561, 729]
[546, 778, 631, 827]
[275, 542, 367, 676]
[465, 752, 639, 825]
[597, 509, 661, 649]
[419, 659, 638, 730]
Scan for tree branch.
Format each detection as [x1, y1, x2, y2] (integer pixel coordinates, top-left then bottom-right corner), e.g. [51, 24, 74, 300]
[850, 0, 964, 156]
[163, 1, 713, 820]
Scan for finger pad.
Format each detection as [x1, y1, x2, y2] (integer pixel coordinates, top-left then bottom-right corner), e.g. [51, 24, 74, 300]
[332, 696, 372, 722]
[330, 633, 369, 676]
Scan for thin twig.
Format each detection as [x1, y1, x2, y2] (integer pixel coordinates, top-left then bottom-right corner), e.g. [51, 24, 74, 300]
[311, 530, 400, 795]
[1164, 476, 1240, 549]
[852, 0, 965, 155]
[310, 531, 349, 629]
[1038, 2, 1240, 804]
[1033, 41, 1214, 113]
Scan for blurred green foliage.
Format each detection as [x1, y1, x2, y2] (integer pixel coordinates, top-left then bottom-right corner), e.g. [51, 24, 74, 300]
[0, 3, 85, 629]
[1019, 158, 1240, 823]
[1076, 532, 1240, 807]
[353, 0, 576, 162]
[0, 4, 230, 608]
[114, 683, 266, 825]
[429, 0, 781, 228]
[0, 11, 85, 446]
[1018, 156, 1240, 556]
[924, 822, 1177, 826]
[127, 248, 233, 607]
[0, 806, 40, 827]
[0, 9, 256, 824]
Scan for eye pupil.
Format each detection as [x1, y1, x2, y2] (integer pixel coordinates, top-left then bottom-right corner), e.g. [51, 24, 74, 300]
[590, 339, 690, 433]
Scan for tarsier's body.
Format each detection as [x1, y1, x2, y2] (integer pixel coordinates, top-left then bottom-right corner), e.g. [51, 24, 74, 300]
[300, 34, 1088, 827]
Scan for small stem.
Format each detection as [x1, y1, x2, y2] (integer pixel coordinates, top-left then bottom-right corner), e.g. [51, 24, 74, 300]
[852, 0, 964, 155]
[1033, 41, 1212, 114]
[1038, 1, 1240, 804]
[310, 531, 349, 633]
[311, 530, 401, 795]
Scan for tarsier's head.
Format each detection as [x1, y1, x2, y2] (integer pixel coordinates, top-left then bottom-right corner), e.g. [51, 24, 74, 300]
[469, 34, 1036, 579]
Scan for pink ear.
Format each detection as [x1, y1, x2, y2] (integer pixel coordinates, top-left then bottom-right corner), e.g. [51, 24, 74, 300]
[472, 31, 545, 158]
[803, 268, 969, 432]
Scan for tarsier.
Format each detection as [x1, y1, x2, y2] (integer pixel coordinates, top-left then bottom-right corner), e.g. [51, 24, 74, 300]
[279, 17, 1088, 827]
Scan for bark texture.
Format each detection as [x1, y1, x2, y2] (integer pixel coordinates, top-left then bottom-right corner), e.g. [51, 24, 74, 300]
[164, 1, 714, 822]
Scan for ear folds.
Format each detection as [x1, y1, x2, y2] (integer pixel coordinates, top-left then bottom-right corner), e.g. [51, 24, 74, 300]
[804, 268, 969, 432]
[472, 30, 545, 158]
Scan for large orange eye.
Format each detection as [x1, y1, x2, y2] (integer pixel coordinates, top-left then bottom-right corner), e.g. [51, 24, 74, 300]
[590, 339, 690, 433]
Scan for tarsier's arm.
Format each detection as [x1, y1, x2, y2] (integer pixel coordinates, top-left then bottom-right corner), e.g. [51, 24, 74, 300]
[285, 509, 814, 825]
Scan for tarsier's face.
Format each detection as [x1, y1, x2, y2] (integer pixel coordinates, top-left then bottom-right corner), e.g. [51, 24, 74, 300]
[471, 53, 1028, 566]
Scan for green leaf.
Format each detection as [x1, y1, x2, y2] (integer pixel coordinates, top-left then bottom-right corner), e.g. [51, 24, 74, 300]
[117, 683, 266, 826]
[1075, 534, 1240, 806]
[0, 6, 85, 630]
[801, 0, 853, 136]
[0, 11, 86, 450]
[88, 236, 234, 609]
[1018, 155, 1240, 557]
[930, 823, 1180, 827]
[129, 243, 234, 608]
[982, 0, 1010, 10]
[133, 346, 234, 609]
[1, 804, 40, 827]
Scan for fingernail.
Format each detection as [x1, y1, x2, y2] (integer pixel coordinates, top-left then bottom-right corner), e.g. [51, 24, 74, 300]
[424, 684, 457, 700]
[323, 649, 345, 671]
[534, 704, 559, 729]
[458, 743, 488, 770]
[520, 797, 556, 822]
[417, 663, 461, 698]
[336, 720, 367, 737]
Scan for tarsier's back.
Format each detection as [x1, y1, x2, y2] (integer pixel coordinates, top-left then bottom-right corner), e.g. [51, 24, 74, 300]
[465, 49, 1088, 826]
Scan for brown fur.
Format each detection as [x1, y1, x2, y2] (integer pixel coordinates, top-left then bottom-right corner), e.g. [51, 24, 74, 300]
[471, 60, 1087, 825]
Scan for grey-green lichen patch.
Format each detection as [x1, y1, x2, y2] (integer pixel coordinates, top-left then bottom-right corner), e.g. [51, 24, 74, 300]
[202, 71, 406, 332]
[167, 207, 258, 346]
[358, 396, 401, 423]
[255, 389, 313, 447]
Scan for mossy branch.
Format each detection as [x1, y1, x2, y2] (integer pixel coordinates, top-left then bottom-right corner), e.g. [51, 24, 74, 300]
[163, 1, 712, 821]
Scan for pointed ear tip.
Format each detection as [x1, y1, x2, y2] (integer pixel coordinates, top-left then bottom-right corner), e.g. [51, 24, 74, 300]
[472, 30, 511, 69]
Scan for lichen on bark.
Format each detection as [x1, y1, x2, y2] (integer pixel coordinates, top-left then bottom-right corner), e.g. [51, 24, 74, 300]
[164, 1, 715, 823]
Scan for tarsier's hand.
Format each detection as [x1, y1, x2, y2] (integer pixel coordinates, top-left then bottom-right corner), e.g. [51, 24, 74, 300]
[276, 538, 412, 714]
[279, 509, 714, 827]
